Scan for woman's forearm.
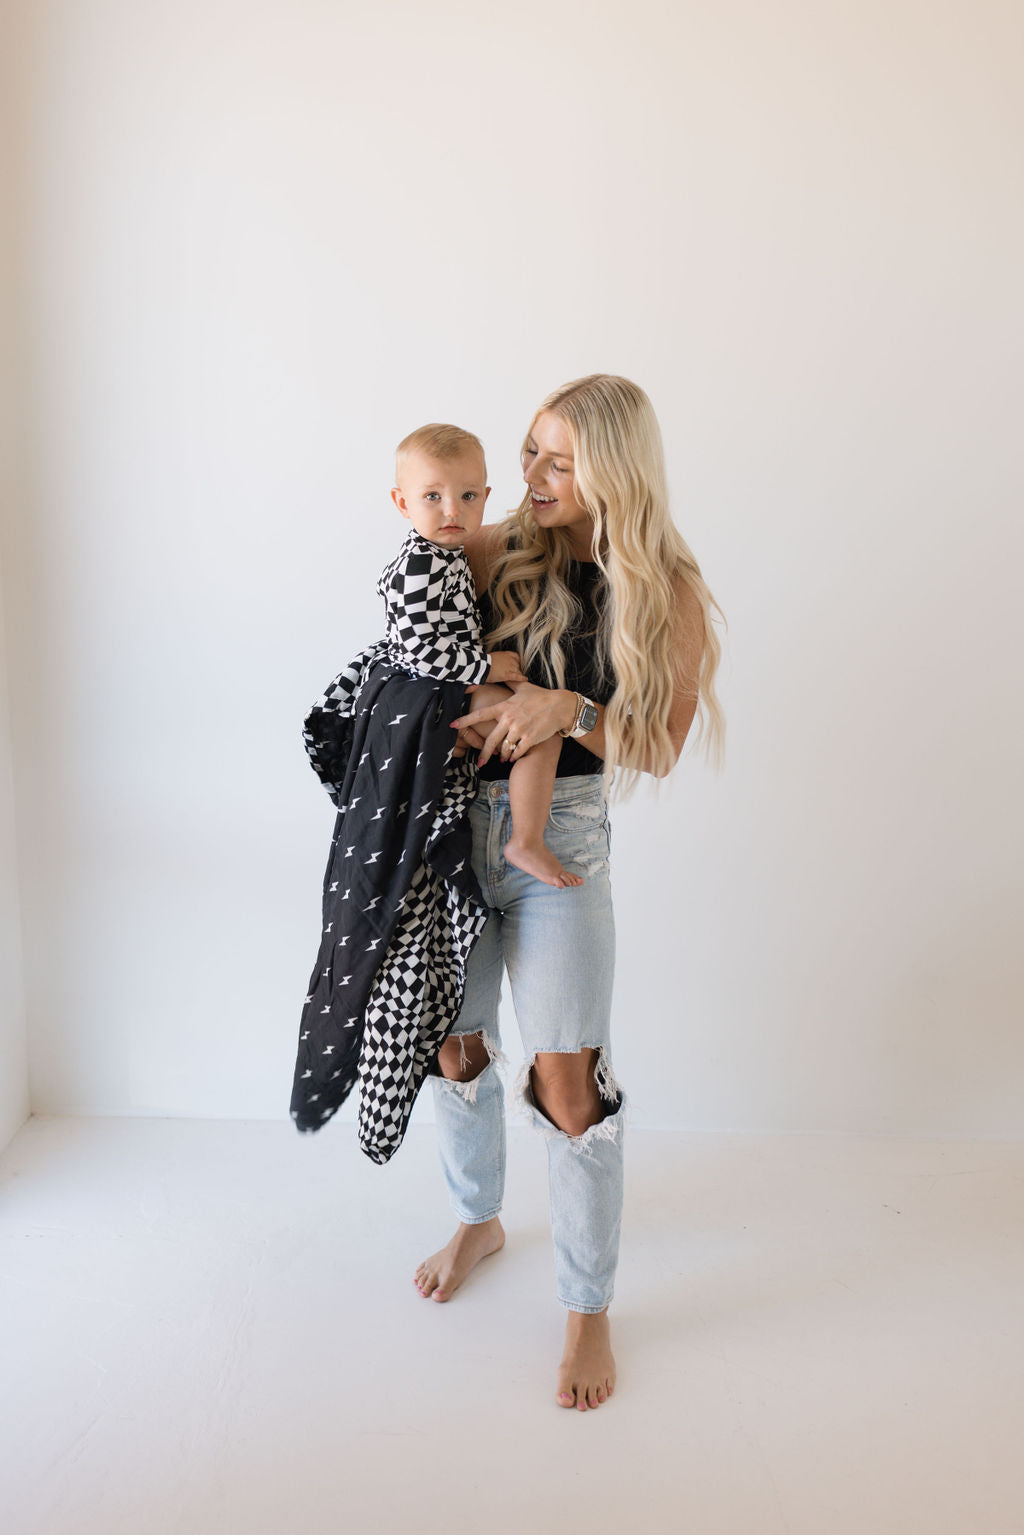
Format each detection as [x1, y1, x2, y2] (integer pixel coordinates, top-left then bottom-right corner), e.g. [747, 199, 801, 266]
[453, 682, 575, 765]
[549, 687, 608, 761]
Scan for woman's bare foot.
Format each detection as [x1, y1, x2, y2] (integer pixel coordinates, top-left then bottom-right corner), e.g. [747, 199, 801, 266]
[504, 837, 584, 889]
[414, 1218, 505, 1302]
[556, 1308, 616, 1410]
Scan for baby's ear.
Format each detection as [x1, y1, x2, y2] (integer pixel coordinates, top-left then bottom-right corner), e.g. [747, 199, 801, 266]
[390, 486, 409, 517]
[484, 485, 492, 501]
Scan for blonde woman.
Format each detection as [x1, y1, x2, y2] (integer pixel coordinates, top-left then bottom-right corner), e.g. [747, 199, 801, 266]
[413, 375, 724, 1410]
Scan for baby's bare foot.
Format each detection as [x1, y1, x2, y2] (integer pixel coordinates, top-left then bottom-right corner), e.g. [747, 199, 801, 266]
[556, 1309, 616, 1410]
[504, 837, 584, 889]
[414, 1218, 505, 1302]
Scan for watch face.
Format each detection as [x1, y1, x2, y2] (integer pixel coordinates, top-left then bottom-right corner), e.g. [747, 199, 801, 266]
[579, 703, 599, 733]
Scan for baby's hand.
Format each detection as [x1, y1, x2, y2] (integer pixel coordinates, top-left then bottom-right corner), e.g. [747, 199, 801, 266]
[486, 651, 526, 685]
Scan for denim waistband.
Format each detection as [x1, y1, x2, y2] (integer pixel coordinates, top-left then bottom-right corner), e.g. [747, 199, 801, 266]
[472, 772, 607, 811]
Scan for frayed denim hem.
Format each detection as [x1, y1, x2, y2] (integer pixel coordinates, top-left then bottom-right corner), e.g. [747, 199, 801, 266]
[452, 1206, 504, 1226]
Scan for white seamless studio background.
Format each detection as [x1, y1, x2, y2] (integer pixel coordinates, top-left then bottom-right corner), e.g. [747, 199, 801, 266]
[1, 0, 1022, 1154]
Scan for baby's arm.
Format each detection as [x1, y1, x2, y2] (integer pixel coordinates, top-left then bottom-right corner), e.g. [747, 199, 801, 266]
[486, 650, 526, 685]
[386, 547, 490, 684]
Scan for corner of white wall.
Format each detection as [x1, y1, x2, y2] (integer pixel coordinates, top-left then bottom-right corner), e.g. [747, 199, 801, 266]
[0, 557, 30, 1153]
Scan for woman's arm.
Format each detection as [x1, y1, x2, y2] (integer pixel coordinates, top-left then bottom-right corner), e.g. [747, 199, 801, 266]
[454, 577, 704, 774]
[641, 578, 703, 776]
[453, 681, 579, 765]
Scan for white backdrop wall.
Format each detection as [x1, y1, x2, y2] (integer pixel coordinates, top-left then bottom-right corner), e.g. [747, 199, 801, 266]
[1, 10, 30, 1153]
[4, 0, 1022, 1137]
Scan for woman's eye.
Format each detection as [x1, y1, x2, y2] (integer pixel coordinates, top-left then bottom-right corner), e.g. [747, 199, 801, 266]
[553, 464, 568, 474]
[523, 447, 537, 458]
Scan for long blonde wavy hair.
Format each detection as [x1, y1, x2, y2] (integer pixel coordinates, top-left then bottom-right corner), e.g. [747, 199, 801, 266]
[486, 374, 725, 789]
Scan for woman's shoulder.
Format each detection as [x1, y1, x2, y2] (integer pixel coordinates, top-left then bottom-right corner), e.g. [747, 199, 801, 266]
[462, 519, 514, 595]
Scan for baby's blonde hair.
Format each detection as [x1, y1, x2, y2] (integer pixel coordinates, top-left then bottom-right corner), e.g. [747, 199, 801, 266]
[395, 423, 486, 483]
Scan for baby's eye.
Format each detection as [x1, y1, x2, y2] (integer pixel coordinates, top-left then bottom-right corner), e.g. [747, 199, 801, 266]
[424, 492, 441, 501]
[462, 491, 477, 502]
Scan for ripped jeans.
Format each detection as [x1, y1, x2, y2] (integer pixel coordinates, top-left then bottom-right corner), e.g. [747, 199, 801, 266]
[431, 774, 624, 1313]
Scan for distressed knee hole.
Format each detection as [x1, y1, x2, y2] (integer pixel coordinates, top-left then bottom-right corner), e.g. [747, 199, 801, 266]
[515, 1047, 624, 1153]
[436, 1030, 506, 1101]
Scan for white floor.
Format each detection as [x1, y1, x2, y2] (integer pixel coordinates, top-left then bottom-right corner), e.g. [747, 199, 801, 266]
[2, 1115, 1023, 1535]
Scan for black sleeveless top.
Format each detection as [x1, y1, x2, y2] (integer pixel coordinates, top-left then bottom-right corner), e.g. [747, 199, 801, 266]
[477, 559, 615, 781]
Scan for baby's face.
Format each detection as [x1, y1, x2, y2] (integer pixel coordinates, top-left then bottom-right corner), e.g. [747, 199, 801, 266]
[390, 448, 490, 547]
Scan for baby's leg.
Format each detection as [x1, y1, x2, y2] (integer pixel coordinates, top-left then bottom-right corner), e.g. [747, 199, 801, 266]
[505, 738, 584, 890]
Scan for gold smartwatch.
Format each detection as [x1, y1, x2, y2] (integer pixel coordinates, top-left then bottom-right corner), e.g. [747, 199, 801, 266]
[559, 692, 600, 740]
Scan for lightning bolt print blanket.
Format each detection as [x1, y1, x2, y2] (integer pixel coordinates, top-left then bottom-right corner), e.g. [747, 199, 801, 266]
[291, 532, 490, 1163]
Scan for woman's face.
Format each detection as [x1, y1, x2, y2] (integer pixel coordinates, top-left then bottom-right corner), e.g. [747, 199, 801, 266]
[522, 411, 593, 553]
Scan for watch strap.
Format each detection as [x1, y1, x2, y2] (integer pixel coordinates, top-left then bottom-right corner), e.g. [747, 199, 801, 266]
[558, 693, 584, 739]
[559, 692, 599, 740]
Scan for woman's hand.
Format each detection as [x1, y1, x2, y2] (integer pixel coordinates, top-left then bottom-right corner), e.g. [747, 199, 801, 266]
[451, 682, 512, 757]
[452, 682, 577, 766]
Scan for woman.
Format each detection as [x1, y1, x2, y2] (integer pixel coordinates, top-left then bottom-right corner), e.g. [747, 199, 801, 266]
[413, 374, 725, 1410]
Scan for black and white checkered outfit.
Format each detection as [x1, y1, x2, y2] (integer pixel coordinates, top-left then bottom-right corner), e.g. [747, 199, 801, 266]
[378, 530, 491, 686]
[291, 531, 490, 1163]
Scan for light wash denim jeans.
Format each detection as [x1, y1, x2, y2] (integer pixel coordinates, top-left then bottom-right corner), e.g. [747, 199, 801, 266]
[431, 773, 624, 1314]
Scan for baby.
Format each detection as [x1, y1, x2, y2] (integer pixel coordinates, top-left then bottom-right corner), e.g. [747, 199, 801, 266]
[386, 423, 583, 890]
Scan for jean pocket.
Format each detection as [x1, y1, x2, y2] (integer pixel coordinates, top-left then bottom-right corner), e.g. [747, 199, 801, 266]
[546, 801, 610, 872]
[547, 800, 607, 834]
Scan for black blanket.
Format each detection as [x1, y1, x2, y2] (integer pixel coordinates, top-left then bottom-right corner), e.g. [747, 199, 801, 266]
[291, 654, 487, 1163]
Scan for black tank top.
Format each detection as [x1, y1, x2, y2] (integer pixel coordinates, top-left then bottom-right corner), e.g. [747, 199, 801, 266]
[477, 559, 615, 781]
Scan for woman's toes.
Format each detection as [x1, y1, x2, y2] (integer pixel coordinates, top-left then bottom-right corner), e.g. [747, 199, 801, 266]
[557, 1389, 576, 1409]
